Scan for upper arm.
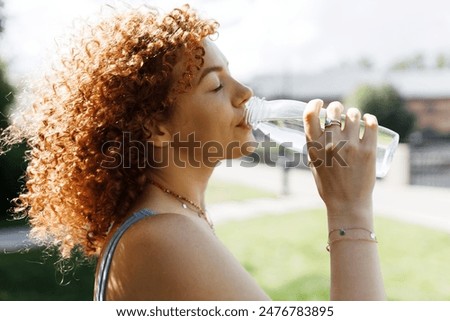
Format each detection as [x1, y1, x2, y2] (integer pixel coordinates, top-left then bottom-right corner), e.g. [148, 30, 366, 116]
[105, 214, 270, 300]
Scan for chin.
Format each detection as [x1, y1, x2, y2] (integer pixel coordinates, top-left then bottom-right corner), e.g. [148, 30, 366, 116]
[229, 132, 257, 159]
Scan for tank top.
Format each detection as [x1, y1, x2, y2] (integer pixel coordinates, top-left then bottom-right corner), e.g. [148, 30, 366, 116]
[94, 208, 156, 301]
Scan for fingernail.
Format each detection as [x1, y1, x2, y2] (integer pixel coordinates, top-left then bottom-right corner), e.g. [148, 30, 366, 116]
[308, 99, 323, 112]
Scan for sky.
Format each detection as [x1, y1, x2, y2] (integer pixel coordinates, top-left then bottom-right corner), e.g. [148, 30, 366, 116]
[1, 0, 450, 84]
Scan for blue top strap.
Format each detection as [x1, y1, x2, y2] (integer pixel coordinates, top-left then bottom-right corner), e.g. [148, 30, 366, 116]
[94, 208, 155, 301]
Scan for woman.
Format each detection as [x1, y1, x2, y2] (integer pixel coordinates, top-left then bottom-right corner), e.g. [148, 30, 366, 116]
[2, 4, 385, 300]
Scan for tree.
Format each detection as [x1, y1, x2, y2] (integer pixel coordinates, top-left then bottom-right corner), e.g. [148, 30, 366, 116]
[435, 53, 450, 69]
[0, 2, 27, 226]
[346, 84, 415, 142]
[0, 0, 4, 33]
[390, 53, 426, 70]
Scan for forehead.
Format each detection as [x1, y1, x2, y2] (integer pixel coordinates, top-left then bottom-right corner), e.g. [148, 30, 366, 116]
[202, 40, 227, 67]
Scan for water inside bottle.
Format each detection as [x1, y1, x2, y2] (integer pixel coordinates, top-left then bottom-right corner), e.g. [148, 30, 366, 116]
[254, 117, 399, 178]
[256, 120, 308, 152]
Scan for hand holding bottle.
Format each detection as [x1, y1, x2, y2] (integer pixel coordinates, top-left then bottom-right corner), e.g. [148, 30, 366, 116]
[303, 99, 377, 228]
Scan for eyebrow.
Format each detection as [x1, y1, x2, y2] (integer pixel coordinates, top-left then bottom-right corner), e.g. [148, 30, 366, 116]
[197, 66, 224, 85]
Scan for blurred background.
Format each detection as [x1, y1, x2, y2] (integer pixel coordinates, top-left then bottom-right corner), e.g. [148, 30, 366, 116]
[0, 0, 449, 300]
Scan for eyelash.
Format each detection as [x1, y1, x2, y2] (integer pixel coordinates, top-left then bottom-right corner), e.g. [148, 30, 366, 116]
[213, 83, 223, 92]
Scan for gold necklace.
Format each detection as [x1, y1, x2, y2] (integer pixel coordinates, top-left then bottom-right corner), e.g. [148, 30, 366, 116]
[149, 180, 214, 232]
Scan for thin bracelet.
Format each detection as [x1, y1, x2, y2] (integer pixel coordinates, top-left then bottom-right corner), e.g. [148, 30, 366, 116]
[327, 227, 377, 252]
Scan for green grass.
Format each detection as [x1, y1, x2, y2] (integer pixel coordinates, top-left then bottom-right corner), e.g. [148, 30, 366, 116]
[216, 210, 450, 301]
[0, 249, 96, 300]
[216, 209, 330, 300]
[377, 219, 450, 300]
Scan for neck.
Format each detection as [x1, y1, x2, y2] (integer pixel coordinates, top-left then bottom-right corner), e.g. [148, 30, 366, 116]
[144, 146, 219, 211]
[147, 162, 214, 210]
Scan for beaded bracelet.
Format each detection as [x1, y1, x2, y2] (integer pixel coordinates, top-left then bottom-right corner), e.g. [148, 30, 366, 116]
[326, 227, 377, 252]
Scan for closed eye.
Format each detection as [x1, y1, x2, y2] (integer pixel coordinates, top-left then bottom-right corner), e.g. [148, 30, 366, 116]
[213, 83, 223, 92]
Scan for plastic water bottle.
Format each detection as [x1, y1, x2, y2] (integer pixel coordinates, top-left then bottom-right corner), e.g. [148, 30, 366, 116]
[244, 97, 400, 178]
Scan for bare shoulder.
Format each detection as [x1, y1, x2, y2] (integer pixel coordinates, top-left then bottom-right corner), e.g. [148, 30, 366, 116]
[105, 213, 270, 300]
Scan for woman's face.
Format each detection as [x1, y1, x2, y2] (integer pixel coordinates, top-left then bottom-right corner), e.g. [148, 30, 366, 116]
[165, 40, 255, 166]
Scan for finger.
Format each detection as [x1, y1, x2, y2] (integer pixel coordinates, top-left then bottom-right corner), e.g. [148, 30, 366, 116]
[325, 101, 344, 131]
[343, 107, 362, 142]
[303, 99, 323, 141]
[361, 113, 378, 147]
[326, 101, 344, 123]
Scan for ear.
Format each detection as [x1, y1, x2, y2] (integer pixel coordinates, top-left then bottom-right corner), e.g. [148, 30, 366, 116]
[143, 119, 172, 148]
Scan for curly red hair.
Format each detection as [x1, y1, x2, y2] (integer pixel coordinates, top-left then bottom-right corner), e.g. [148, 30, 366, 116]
[1, 4, 218, 258]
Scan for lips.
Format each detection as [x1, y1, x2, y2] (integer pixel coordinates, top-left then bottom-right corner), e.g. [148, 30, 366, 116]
[236, 111, 251, 129]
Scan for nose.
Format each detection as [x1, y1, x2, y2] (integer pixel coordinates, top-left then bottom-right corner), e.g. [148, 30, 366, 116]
[232, 79, 253, 108]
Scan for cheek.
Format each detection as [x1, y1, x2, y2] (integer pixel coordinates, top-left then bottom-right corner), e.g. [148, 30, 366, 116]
[172, 98, 233, 142]
[167, 106, 204, 139]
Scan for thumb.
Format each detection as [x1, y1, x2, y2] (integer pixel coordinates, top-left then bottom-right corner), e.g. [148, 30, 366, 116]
[303, 99, 323, 141]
